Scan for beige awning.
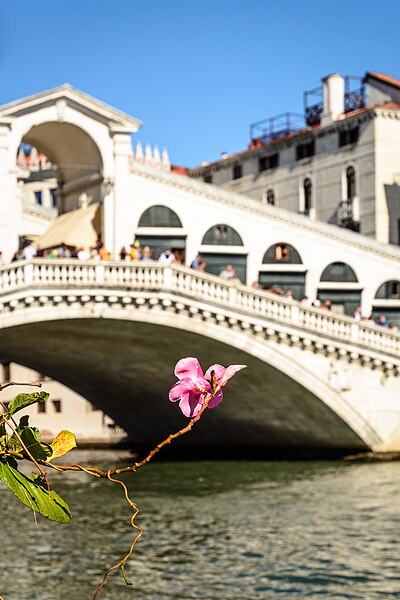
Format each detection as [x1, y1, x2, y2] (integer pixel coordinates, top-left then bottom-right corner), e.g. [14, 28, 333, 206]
[35, 203, 100, 250]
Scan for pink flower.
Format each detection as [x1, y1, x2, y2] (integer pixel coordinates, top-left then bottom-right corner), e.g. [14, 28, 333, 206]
[169, 357, 246, 418]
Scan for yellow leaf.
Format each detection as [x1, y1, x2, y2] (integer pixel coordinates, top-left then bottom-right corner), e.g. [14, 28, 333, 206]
[48, 430, 77, 461]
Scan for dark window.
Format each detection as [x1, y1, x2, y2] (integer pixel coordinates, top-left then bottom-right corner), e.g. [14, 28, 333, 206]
[339, 127, 359, 147]
[372, 308, 400, 327]
[303, 178, 312, 214]
[232, 164, 242, 180]
[259, 153, 279, 172]
[52, 400, 62, 413]
[317, 289, 361, 317]
[263, 243, 302, 264]
[200, 253, 247, 284]
[346, 166, 356, 200]
[202, 224, 243, 246]
[203, 174, 213, 184]
[134, 235, 186, 260]
[266, 189, 275, 205]
[50, 188, 57, 208]
[2, 363, 10, 382]
[34, 191, 43, 205]
[259, 271, 306, 300]
[320, 262, 358, 282]
[296, 141, 315, 161]
[38, 402, 46, 414]
[138, 205, 182, 228]
[375, 280, 400, 299]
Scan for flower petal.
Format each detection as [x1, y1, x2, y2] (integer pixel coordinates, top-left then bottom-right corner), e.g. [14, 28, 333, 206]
[179, 390, 204, 418]
[207, 390, 223, 409]
[204, 364, 226, 383]
[169, 378, 193, 402]
[205, 363, 247, 388]
[219, 364, 247, 387]
[174, 357, 204, 381]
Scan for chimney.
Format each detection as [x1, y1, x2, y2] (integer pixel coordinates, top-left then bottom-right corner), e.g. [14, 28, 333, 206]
[322, 74, 344, 125]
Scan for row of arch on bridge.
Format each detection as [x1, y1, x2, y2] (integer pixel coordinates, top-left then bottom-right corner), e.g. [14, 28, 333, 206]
[135, 205, 400, 320]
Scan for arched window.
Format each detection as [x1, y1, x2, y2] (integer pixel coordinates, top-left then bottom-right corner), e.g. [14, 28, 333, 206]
[375, 280, 400, 299]
[266, 189, 275, 205]
[320, 262, 358, 282]
[346, 166, 356, 200]
[138, 205, 182, 228]
[303, 178, 312, 215]
[262, 243, 302, 264]
[202, 224, 243, 246]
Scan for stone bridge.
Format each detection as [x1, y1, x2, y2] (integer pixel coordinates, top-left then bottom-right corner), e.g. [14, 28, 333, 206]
[0, 259, 399, 456]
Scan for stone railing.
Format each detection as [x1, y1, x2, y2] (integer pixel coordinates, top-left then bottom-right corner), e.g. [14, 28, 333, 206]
[0, 259, 399, 357]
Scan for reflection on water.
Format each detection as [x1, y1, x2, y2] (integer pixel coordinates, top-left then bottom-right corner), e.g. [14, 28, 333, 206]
[1, 451, 400, 599]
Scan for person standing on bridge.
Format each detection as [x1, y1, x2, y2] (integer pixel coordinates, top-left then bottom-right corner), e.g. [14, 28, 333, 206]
[219, 264, 236, 281]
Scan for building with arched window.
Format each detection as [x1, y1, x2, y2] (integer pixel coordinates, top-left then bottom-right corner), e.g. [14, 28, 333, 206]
[189, 70, 400, 246]
[373, 280, 400, 324]
[302, 178, 312, 216]
[259, 243, 306, 299]
[0, 81, 399, 325]
[317, 262, 361, 315]
[199, 224, 246, 282]
[265, 188, 275, 205]
[135, 205, 186, 260]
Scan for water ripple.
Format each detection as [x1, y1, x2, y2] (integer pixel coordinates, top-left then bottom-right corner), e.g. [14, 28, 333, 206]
[1, 454, 400, 598]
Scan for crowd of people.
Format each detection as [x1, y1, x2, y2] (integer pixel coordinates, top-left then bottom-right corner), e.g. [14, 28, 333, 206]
[2, 244, 398, 331]
[7, 239, 187, 266]
[248, 284, 398, 330]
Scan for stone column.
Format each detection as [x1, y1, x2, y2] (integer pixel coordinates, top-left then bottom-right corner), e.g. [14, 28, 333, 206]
[0, 120, 21, 261]
[102, 178, 115, 257]
[110, 127, 135, 256]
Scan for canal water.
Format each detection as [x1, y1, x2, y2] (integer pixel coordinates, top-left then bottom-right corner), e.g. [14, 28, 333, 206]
[1, 451, 400, 599]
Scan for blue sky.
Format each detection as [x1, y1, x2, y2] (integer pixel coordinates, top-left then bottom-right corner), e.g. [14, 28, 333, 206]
[1, 1, 399, 167]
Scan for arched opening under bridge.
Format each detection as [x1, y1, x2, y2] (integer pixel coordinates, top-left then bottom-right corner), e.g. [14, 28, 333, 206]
[0, 318, 367, 459]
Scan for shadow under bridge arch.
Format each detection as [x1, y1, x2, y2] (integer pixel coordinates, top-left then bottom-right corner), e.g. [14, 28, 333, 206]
[0, 318, 368, 458]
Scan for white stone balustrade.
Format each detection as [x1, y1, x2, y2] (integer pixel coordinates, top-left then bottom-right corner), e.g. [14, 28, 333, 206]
[0, 259, 398, 359]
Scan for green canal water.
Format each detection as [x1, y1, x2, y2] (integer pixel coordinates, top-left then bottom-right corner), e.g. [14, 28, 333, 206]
[1, 451, 400, 599]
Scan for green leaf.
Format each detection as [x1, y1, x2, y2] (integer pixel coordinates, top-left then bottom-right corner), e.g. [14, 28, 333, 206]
[0, 422, 7, 450]
[20, 427, 53, 461]
[48, 430, 77, 461]
[5, 391, 49, 418]
[0, 458, 71, 523]
[8, 416, 52, 460]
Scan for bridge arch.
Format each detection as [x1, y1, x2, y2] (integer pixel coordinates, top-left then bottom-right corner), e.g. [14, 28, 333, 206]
[0, 296, 383, 454]
[0, 259, 399, 452]
[18, 121, 104, 215]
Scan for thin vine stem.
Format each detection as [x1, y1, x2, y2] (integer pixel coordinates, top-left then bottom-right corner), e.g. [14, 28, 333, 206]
[92, 472, 143, 599]
[0, 381, 42, 392]
[0, 377, 219, 599]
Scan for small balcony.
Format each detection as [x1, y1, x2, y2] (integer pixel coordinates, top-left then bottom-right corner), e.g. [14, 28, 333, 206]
[337, 197, 360, 232]
[249, 112, 306, 147]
